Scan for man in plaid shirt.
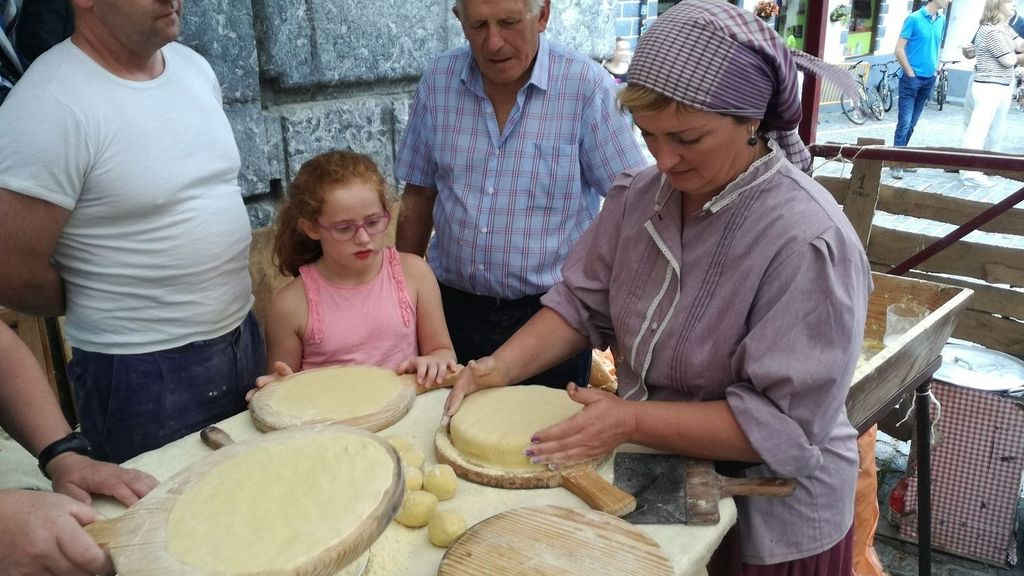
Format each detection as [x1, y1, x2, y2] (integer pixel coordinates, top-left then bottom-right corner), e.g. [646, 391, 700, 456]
[395, 0, 645, 388]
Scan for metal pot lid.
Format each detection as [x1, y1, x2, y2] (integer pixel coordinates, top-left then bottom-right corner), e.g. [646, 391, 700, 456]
[935, 341, 1024, 391]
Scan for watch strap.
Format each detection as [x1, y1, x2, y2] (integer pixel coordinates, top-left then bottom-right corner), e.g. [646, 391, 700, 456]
[37, 431, 92, 479]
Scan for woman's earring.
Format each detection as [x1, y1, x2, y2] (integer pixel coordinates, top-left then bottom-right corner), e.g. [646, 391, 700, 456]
[747, 127, 758, 147]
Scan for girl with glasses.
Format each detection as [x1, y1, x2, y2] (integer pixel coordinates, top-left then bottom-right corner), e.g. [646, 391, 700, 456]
[248, 150, 457, 397]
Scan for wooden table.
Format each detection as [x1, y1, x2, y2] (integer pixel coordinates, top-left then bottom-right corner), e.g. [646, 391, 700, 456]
[92, 388, 737, 576]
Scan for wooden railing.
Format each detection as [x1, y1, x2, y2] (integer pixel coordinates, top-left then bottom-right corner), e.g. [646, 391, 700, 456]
[810, 141, 1024, 358]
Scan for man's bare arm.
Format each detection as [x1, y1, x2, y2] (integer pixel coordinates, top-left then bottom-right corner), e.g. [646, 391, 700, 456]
[396, 183, 438, 258]
[894, 37, 914, 77]
[0, 188, 70, 316]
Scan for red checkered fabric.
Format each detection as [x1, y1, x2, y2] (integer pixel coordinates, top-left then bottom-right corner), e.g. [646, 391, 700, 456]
[899, 379, 1024, 566]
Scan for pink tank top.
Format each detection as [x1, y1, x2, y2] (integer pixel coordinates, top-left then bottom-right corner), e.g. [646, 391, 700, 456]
[298, 247, 418, 371]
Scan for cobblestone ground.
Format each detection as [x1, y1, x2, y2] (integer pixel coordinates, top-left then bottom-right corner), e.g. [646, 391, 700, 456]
[815, 103, 1024, 576]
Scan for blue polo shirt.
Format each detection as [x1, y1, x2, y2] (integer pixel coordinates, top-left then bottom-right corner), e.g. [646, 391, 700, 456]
[900, 6, 945, 78]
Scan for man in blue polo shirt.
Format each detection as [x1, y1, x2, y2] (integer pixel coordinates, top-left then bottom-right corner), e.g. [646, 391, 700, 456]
[891, 0, 950, 179]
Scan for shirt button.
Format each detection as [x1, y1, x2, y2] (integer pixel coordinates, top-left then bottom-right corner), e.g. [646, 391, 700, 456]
[481, 227, 488, 233]
[487, 188, 494, 194]
[478, 265, 484, 270]
[651, 322, 658, 331]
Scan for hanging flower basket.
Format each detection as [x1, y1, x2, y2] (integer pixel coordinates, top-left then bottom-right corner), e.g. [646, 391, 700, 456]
[829, 5, 851, 26]
[753, 0, 779, 21]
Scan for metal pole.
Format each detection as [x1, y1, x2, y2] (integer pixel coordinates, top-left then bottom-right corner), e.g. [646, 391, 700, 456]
[916, 378, 933, 575]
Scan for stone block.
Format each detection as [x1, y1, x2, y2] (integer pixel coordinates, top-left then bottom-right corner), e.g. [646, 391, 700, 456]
[279, 99, 395, 186]
[179, 1, 260, 103]
[246, 201, 279, 229]
[251, 0, 317, 86]
[445, 0, 616, 60]
[224, 101, 283, 199]
[257, 0, 447, 88]
[546, 0, 617, 59]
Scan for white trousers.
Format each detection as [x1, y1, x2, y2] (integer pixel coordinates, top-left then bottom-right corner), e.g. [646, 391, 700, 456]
[962, 81, 1012, 179]
[963, 81, 1013, 151]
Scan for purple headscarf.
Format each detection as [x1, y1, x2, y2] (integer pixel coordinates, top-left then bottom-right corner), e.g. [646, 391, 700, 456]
[628, 0, 858, 172]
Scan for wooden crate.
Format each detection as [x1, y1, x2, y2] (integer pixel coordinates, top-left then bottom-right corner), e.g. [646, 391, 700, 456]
[846, 273, 973, 433]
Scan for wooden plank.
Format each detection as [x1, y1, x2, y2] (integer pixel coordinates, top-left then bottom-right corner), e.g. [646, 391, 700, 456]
[842, 137, 885, 247]
[951, 310, 1024, 358]
[816, 176, 1024, 237]
[867, 227, 1024, 286]
[847, 274, 973, 433]
[877, 268, 1024, 320]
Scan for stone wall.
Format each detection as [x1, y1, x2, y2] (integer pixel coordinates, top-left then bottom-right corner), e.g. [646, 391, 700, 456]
[178, 0, 617, 228]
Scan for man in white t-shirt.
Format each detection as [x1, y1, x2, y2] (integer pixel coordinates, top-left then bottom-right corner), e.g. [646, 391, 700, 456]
[0, 0, 265, 463]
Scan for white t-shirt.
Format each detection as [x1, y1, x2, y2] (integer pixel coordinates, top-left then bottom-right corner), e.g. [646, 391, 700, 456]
[0, 39, 253, 354]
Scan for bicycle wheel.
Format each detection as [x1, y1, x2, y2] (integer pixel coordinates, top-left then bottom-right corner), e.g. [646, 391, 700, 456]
[865, 85, 884, 120]
[936, 75, 947, 110]
[842, 85, 867, 125]
[878, 78, 893, 112]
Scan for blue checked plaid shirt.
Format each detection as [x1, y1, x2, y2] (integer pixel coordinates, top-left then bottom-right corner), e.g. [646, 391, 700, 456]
[395, 37, 647, 300]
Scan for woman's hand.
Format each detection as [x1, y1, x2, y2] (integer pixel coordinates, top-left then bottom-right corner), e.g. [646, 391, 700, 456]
[245, 361, 295, 402]
[525, 383, 637, 468]
[396, 356, 459, 388]
[441, 357, 511, 426]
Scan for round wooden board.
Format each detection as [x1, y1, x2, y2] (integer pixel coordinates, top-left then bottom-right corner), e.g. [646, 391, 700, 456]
[250, 365, 417, 432]
[437, 505, 673, 576]
[434, 428, 599, 489]
[88, 425, 404, 576]
[435, 428, 635, 516]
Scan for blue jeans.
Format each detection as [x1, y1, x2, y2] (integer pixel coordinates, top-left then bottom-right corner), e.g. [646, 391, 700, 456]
[893, 74, 936, 147]
[440, 284, 591, 389]
[68, 311, 266, 463]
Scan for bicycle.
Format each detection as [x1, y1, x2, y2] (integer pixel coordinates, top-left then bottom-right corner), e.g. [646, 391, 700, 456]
[873, 60, 901, 113]
[933, 59, 959, 111]
[841, 61, 885, 125]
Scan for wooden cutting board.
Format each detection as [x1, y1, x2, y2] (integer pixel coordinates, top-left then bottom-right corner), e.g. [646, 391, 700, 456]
[435, 429, 636, 517]
[250, 364, 456, 432]
[437, 505, 673, 576]
[86, 425, 403, 575]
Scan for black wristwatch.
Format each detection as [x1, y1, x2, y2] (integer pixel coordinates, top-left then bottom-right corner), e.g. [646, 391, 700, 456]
[37, 432, 93, 479]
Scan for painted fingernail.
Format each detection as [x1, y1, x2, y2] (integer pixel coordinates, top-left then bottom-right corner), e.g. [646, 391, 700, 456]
[547, 463, 560, 471]
[524, 449, 534, 457]
[530, 435, 540, 443]
[531, 457, 543, 464]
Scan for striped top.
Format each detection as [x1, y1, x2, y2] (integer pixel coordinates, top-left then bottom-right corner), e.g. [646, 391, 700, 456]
[395, 37, 647, 299]
[973, 23, 1019, 86]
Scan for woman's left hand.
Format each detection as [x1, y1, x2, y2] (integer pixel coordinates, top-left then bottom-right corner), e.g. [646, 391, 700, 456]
[525, 383, 637, 468]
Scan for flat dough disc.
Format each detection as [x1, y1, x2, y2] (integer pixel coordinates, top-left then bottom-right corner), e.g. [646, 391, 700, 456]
[250, 365, 415, 432]
[450, 386, 581, 471]
[166, 431, 396, 573]
[96, 426, 402, 576]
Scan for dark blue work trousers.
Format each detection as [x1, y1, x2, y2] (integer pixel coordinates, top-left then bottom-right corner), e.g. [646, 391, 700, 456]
[440, 284, 591, 390]
[68, 311, 266, 463]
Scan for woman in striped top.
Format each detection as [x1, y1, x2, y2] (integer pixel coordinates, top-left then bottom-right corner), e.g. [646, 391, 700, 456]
[961, 0, 1024, 187]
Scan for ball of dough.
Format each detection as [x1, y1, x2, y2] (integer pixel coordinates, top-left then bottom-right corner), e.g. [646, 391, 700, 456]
[385, 435, 414, 454]
[422, 464, 457, 501]
[427, 510, 467, 547]
[399, 447, 425, 470]
[404, 466, 423, 491]
[395, 490, 437, 528]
